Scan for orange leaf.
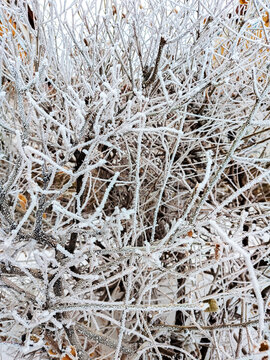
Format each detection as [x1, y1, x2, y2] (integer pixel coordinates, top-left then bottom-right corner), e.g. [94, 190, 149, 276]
[263, 12, 269, 27]
[61, 346, 76, 360]
[18, 194, 27, 211]
[18, 193, 27, 203]
[48, 348, 58, 356]
[0, 18, 16, 37]
[187, 230, 193, 237]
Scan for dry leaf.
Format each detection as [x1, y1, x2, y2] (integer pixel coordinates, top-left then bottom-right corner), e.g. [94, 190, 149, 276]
[259, 340, 269, 352]
[204, 299, 219, 312]
[48, 348, 58, 356]
[18, 193, 27, 211]
[61, 346, 76, 360]
[30, 334, 40, 343]
[215, 244, 221, 260]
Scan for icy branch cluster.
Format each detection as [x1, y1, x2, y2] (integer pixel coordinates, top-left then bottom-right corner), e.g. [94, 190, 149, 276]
[0, 0, 270, 359]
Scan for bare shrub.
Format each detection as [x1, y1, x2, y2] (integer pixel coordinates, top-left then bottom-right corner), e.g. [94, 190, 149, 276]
[0, 0, 270, 359]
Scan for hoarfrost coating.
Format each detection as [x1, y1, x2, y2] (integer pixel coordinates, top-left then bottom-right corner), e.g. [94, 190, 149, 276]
[0, 0, 270, 359]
